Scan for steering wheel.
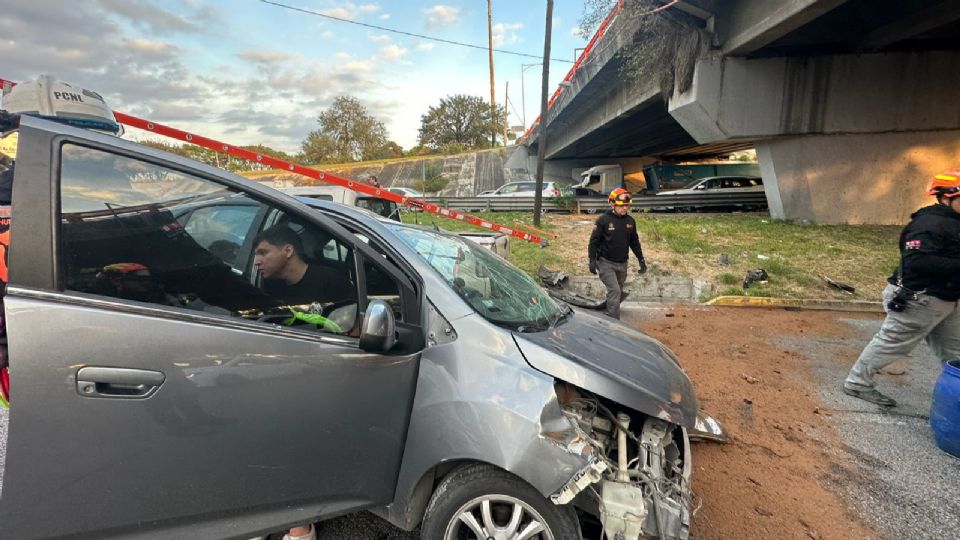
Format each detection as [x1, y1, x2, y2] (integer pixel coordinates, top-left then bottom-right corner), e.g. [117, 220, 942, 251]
[451, 277, 483, 300]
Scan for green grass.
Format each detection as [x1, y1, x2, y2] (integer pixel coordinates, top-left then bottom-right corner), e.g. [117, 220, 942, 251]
[635, 214, 900, 300]
[718, 273, 740, 285]
[401, 211, 902, 301]
[400, 211, 566, 275]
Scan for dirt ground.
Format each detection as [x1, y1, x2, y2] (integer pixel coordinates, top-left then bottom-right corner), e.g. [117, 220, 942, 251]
[625, 306, 881, 540]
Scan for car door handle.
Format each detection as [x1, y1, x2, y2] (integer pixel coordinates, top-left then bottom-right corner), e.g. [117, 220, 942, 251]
[76, 367, 166, 399]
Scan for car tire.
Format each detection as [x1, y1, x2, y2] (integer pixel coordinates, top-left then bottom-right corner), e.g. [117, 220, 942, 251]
[421, 463, 581, 540]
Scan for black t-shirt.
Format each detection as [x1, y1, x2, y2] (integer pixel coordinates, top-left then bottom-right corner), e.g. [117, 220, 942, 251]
[263, 263, 354, 306]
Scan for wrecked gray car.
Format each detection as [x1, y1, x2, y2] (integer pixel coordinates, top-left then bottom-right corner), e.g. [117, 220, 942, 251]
[0, 114, 714, 539]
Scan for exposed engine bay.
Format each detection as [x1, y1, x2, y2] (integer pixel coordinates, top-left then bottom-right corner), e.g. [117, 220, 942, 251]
[550, 382, 696, 540]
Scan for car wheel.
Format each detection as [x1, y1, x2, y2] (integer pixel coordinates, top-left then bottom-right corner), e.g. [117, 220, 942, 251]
[422, 464, 581, 540]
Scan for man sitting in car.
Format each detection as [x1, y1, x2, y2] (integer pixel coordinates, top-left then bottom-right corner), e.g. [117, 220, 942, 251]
[252, 225, 354, 332]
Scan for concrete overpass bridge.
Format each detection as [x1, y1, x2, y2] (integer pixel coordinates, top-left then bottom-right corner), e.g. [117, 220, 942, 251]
[518, 0, 960, 224]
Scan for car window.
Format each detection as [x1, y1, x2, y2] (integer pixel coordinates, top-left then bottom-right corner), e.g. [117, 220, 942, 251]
[498, 183, 518, 194]
[178, 204, 259, 270]
[257, 211, 360, 335]
[389, 225, 561, 330]
[519, 182, 537, 191]
[58, 144, 358, 336]
[704, 179, 720, 189]
[356, 197, 399, 221]
[303, 194, 334, 202]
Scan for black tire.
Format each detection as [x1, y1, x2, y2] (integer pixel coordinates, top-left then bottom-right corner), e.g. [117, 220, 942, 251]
[421, 464, 581, 540]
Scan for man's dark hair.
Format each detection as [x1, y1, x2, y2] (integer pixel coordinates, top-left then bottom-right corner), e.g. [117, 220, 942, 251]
[254, 225, 304, 259]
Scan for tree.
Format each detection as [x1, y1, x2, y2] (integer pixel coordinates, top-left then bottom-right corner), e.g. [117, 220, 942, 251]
[413, 161, 450, 195]
[303, 96, 389, 163]
[417, 95, 508, 150]
[300, 132, 338, 165]
[138, 140, 295, 172]
[578, 0, 703, 98]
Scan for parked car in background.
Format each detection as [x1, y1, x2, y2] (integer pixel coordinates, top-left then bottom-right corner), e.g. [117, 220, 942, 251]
[0, 112, 722, 540]
[561, 186, 606, 198]
[477, 181, 560, 197]
[387, 187, 423, 198]
[279, 185, 400, 221]
[657, 175, 763, 196]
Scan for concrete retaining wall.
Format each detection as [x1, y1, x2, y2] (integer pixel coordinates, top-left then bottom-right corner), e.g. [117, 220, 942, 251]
[566, 274, 714, 303]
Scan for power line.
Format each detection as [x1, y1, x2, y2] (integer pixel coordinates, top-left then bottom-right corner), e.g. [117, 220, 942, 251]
[258, 0, 573, 63]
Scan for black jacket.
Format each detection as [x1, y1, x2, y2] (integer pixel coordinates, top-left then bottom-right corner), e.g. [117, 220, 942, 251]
[891, 204, 960, 301]
[588, 210, 645, 264]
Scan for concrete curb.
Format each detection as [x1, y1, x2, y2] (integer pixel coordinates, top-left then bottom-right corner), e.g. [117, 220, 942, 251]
[704, 295, 884, 313]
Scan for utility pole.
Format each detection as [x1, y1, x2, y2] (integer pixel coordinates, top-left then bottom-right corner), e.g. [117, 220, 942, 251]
[533, 0, 553, 226]
[487, 0, 497, 148]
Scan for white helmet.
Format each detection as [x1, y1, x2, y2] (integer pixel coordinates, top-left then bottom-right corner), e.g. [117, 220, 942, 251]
[1, 74, 120, 134]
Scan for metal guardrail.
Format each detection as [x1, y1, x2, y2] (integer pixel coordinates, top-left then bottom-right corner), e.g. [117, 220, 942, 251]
[418, 193, 768, 213]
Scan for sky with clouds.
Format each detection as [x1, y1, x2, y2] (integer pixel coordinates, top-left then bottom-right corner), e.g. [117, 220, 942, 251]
[1, 0, 597, 153]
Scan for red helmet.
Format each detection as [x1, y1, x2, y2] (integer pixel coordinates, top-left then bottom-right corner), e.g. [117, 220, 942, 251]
[928, 169, 960, 198]
[608, 187, 632, 206]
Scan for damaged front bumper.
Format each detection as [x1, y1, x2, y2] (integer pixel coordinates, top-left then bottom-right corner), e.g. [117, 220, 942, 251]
[546, 383, 697, 540]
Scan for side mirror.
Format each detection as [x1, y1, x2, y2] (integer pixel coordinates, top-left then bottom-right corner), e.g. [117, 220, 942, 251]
[475, 261, 491, 278]
[359, 299, 397, 353]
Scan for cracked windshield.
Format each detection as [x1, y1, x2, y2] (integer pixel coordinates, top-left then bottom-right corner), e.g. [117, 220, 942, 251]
[389, 224, 564, 330]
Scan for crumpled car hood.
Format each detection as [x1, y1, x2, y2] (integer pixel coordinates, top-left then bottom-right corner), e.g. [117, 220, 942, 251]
[513, 309, 698, 428]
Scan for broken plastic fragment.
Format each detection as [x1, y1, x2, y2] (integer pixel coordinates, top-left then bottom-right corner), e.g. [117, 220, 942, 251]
[551, 458, 607, 505]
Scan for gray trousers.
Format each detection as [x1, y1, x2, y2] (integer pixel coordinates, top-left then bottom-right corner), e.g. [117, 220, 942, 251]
[845, 284, 960, 389]
[598, 257, 628, 319]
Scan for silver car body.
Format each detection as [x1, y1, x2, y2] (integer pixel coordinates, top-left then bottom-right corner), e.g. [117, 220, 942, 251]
[477, 181, 559, 197]
[657, 175, 763, 196]
[0, 115, 700, 539]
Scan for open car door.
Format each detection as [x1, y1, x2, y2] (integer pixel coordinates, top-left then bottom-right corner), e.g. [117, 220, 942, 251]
[0, 116, 423, 539]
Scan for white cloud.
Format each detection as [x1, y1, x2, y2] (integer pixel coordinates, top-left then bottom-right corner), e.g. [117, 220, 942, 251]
[320, 30, 334, 39]
[237, 50, 298, 65]
[320, 7, 352, 19]
[320, 2, 380, 21]
[368, 33, 391, 43]
[379, 13, 390, 20]
[341, 60, 376, 72]
[380, 44, 407, 61]
[570, 26, 585, 38]
[492, 22, 524, 46]
[423, 5, 460, 28]
[334, 52, 352, 61]
[416, 42, 435, 51]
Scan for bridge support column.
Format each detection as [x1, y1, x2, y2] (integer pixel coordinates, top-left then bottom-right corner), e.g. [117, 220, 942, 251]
[756, 129, 960, 224]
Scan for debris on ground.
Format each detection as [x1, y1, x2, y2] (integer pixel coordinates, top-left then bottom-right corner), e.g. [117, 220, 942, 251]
[743, 269, 769, 289]
[821, 275, 856, 294]
[536, 266, 605, 310]
[718, 253, 732, 265]
[741, 374, 761, 384]
[757, 254, 770, 260]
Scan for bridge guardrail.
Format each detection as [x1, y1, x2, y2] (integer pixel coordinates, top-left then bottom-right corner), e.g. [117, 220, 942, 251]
[414, 192, 768, 213]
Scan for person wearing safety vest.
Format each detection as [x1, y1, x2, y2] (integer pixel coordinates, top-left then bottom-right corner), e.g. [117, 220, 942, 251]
[588, 188, 647, 320]
[844, 169, 960, 408]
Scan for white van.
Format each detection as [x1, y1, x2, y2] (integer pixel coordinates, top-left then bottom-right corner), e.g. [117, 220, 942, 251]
[279, 185, 401, 221]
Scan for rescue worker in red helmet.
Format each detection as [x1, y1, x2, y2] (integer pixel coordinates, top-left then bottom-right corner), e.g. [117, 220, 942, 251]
[587, 187, 647, 319]
[844, 169, 960, 407]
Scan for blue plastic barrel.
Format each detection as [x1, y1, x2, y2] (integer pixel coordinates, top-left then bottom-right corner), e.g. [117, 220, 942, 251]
[931, 360, 960, 458]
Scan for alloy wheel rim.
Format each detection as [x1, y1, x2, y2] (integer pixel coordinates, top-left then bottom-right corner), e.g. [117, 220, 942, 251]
[443, 493, 554, 540]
